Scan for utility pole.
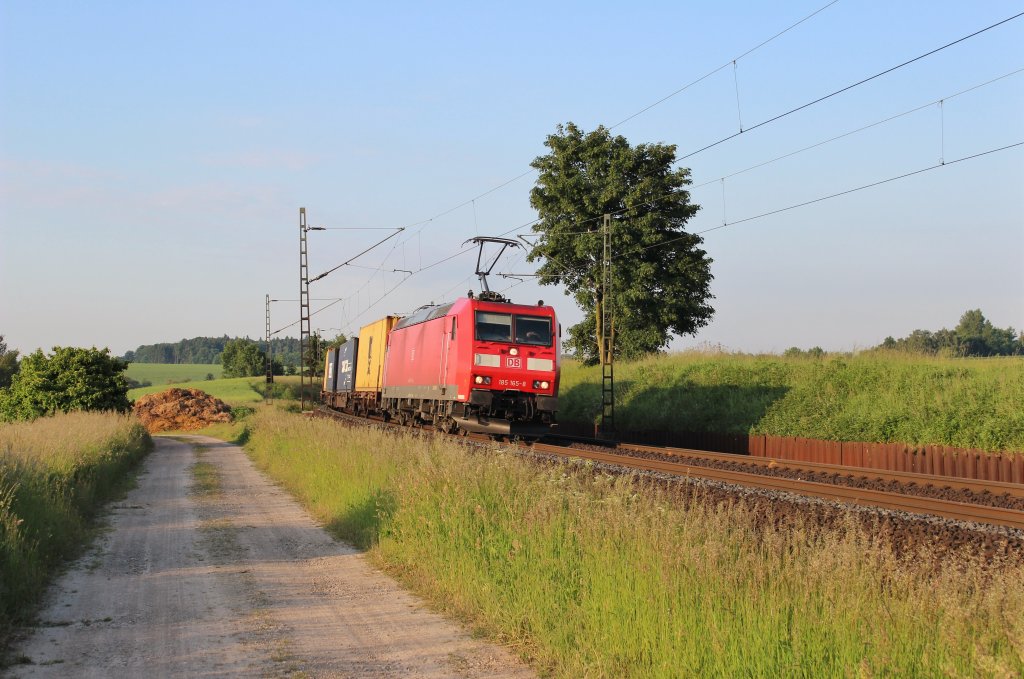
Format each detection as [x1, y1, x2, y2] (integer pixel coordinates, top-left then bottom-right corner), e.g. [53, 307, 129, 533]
[299, 208, 312, 413]
[599, 213, 616, 437]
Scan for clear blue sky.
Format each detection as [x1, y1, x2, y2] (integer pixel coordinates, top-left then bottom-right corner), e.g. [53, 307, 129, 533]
[2, 1, 1022, 356]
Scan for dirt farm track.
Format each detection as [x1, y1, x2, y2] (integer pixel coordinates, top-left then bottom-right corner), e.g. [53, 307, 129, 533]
[9, 436, 531, 678]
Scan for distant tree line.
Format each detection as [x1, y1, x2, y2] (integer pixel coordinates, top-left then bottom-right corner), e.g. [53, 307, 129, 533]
[879, 309, 1023, 357]
[218, 332, 348, 378]
[124, 336, 304, 367]
[215, 333, 348, 379]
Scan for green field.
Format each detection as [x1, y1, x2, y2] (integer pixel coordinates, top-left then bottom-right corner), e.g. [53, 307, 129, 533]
[559, 352, 1024, 452]
[128, 376, 265, 404]
[125, 363, 222, 385]
[240, 408, 1023, 677]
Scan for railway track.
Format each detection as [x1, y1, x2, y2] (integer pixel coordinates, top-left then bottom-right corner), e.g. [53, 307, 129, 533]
[532, 440, 1024, 531]
[312, 408, 1024, 532]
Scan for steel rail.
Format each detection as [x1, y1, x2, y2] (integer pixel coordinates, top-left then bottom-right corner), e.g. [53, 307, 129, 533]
[531, 442, 1024, 531]
[612, 441, 1024, 499]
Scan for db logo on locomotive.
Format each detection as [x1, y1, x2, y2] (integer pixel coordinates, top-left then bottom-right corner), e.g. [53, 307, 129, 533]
[506, 356, 522, 369]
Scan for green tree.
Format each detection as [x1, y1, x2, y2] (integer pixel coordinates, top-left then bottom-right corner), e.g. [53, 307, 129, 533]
[954, 309, 1017, 356]
[305, 333, 325, 377]
[0, 346, 130, 421]
[528, 122, 713, 364]
[220, 339, 266, 378]
[0, 335, 19, 389]
[325, 333, 348, 350]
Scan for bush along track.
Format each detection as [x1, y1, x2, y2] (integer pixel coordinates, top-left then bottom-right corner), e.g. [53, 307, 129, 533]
[243, 408, 1024, 678]
[0, 412, 152, 636]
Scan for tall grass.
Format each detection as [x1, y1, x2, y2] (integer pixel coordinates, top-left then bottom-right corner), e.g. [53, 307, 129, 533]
[245, 409, 1024, 677]
[0, 412, 151, 630]
[560, 352, 1024, 451]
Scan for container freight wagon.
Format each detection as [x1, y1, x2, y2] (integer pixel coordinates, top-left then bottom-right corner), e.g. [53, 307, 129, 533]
[320, 338, 358, 410]
[320, 316, 400, 413]
[355, 316, 401, 395]
[322, 348, 339, 393]
[381, 297, 559, 437]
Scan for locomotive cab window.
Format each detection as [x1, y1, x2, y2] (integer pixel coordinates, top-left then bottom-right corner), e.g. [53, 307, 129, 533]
[515, 315, 552, 346]
[475, 312, 512, 342]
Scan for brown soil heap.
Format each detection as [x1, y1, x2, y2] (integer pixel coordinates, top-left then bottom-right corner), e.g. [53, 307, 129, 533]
[133, 388, 234, 432]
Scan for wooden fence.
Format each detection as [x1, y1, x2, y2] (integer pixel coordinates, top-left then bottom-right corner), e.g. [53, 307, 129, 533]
[556, 422, 1024, 484]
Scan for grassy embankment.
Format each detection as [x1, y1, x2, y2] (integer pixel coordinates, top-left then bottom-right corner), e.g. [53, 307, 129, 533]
[124, 362, 222, 385]
[0, 412, 151, 631]
[242, 408, 1024, 677]
[560, 352, 1024, 451]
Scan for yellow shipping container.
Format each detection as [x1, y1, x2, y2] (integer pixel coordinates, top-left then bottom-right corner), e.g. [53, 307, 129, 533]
[355, 316, 400, 392]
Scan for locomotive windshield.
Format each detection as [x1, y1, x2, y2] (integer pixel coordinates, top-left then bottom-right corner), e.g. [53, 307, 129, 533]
[476, 312, 512, 342]
[475, 312, 552, 346]
[515, 315, 552, 346]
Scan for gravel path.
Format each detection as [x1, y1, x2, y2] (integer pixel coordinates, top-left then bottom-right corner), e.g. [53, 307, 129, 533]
[10, 435, 532, 678]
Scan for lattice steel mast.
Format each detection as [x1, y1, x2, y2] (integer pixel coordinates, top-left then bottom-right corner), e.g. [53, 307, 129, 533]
[299, 208, 312, 413]
[265, 294, 273, 402]
[599, 213, 616, 436]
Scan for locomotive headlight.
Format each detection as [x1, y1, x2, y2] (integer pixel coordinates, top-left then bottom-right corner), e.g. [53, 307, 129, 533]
[475, 375, 484, 384]
[509, 347, 519, 356]
[541, 380, 550, 389]
[483, 376, 492, 385]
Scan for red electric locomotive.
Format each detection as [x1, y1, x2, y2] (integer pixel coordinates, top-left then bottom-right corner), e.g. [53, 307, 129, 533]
[380, 290, 560, 437]
[321, 236, 560, 437]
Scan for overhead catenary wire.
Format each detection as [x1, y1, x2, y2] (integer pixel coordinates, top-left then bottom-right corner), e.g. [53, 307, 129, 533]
[351, 0, 842, 259]
[282, 13, 1023, 334]
[677, 11, 1024, 162]
[315, 217, 546, 332]
[275, 137, 1022, 333]
[686, 141, 1023, 238]
[608, 0, 841, 130]
[318, 69, 1022, 334]
[495, 141, 1023, 279]
[504, 68, 1024, 243]
[291, 2, 873, 320]
[309, 227, 405, 283]
[314, 8, 1021, 301]
[687, 68, 1024, 190]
